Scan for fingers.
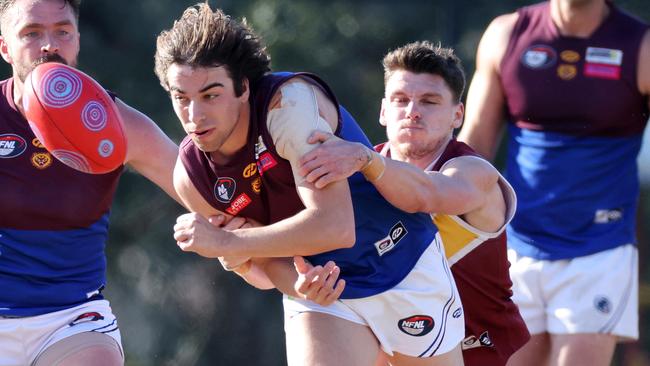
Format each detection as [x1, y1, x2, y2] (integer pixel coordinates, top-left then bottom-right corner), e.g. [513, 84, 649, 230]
[307, 130, 333, 144]
[321, 279, 345, 306]
[208, 215, 226, 227]
[222, 216, 247, 231]
[302, 164, 329, 185]
[295, 261, 345, 306]
[293, 256, 310, 274]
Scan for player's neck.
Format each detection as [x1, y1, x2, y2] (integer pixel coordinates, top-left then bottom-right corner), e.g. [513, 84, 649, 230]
[11, 73, 25, 116]
[550, 0, 609, 38]
[393, 136, 451, 171]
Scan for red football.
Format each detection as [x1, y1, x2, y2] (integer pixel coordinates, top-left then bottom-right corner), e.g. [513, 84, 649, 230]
[22, 62, 127, 174]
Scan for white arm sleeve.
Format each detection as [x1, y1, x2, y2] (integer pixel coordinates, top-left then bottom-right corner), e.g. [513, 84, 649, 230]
[266, 80, 335, 183]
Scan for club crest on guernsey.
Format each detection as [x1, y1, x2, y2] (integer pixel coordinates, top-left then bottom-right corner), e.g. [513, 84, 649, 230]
[521, 45, 557, 69]
[214, 177, 236, 203]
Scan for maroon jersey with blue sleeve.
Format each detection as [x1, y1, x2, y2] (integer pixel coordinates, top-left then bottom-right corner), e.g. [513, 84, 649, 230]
[181, 72, 439, 299]
[0, 78, 123, 316]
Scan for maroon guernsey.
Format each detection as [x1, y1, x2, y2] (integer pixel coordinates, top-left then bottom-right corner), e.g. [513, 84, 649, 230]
[377, 139, 530, 366]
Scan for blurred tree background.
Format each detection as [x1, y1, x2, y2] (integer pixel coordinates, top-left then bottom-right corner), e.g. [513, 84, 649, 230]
[2, 0, 648, 365]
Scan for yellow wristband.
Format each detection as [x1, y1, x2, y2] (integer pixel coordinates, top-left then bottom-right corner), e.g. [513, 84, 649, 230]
[361, 150, 386, 182]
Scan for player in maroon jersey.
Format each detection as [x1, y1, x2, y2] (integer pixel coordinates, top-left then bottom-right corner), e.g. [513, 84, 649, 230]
[458, 1, 650, 365]
[298, 41, 530, 366]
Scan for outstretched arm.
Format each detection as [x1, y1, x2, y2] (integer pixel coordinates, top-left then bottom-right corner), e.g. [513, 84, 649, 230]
[117, 98, 182, 204]
[299, 131, 507, 232]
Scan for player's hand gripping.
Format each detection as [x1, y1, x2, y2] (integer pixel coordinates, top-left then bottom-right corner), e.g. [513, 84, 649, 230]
[293, 256, 345, 306]
[211, 215, 254, 272]
[174, 212, 231, 258]
[299, 130, 370, 189]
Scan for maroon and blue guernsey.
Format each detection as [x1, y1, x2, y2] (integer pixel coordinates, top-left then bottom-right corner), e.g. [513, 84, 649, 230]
[181, 72, 440, 299]
[500, 2, 649, 259]
[0, 78, 123, 316]
[430, 140, 529, 366]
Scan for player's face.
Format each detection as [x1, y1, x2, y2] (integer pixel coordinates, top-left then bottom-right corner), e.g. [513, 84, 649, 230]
[167, 64, 250, 162]
[381, 70, 463, 163]
[0, 0, 80, 82]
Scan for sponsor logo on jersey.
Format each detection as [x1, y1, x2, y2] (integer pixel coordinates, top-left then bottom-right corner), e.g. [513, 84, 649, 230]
[521, 45, 557, 69]
[462, 335, 481, 350]
[594, 208, 623, 224]
[586, 47, 623, 66]
[557, 64, 577, 80]
[560, 50, 580, 63]
[226, 193, 252, 215]
[452, 307, 462, 318]
[243, 162, 258, 178]
[251, 176, 262, 194]
[31, 152, 52, 169]
[32, 137, 45, 148]
[479, 331, 494, 347]
[257, 152, 278, 175]
[398, 315, 434, 337]
[584, 63, 621, 80]
[461, 331, 494, 350]
[0, 134, 27, 158]
[69, 312, 104, 326]
[374, 221, 408, 256]
[594, 296, 612, 314]
[214, 177, 236, 203]
[255, 135, 267, 158]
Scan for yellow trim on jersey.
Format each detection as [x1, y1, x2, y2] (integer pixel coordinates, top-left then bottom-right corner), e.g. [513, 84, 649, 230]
[431, 156, 517, 266]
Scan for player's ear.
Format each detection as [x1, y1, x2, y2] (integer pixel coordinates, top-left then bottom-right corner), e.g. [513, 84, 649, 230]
[379, 98, 387, 127]
[452, 102, 464, 129]
[0, 36, 12, 64]
[239, 78, 250, 100]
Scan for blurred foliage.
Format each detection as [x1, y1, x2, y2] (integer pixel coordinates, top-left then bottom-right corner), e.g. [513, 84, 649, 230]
[1, 1, 648, 365]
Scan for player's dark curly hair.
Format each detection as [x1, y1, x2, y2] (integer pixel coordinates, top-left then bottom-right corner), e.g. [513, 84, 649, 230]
[382, 41, 466, 103]
[0, 0, 81, 31]
[154, 2, 271, 97]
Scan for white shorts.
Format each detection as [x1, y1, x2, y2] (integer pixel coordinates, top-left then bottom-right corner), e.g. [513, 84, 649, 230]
[284, 239, 464, 357]
[0, 299, 123, 366]
[508, 244, 638, 340]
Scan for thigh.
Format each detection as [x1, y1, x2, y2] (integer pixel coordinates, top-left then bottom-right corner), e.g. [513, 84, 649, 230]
[544, 245, 638, 339]
[33, 331, 123, 366]
[549, 333, 616, 366]
[0, 300, 122, 366]
[387, 345, 464, 366]
[285, 312, 379, 366]
[506, 333, 550, 366]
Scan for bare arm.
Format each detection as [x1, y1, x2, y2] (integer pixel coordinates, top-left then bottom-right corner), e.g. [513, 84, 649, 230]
[299, 132, 505, 231]
[457, 13, 518, 161]
[117, 98, 182, 204]
[173, 79, 353, 300]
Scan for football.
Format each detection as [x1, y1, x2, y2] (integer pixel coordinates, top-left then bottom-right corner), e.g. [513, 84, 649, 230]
[22, 62, 127, 174]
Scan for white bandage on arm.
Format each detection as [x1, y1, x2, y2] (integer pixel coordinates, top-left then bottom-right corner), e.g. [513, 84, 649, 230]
[267, 80, 336, 183]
